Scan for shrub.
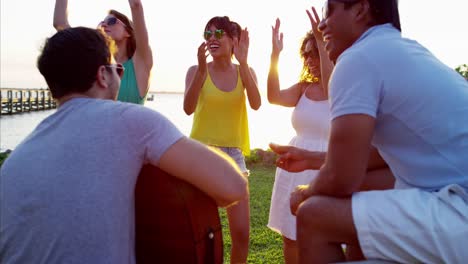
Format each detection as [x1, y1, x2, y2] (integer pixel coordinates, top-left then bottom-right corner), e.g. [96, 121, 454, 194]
[246, 148, 278, 166]
[0, 150, 11, 167]
[455, 64, 468, 80]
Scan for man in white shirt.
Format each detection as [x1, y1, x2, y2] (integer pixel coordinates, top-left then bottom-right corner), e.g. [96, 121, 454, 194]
[272, 0, 468, 263]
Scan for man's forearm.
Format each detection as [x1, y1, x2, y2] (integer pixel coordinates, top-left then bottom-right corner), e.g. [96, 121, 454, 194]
[306, 151, 326, 170]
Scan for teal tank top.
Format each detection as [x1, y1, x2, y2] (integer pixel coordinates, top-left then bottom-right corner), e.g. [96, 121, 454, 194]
[118, 59, 146, 105]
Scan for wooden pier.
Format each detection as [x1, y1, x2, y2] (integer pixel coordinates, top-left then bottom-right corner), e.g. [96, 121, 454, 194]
[1, 88, 57, 115]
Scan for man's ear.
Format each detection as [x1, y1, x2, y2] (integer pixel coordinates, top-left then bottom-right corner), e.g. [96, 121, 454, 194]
[96, 65, 109, 89]
[354, 0, 372, 23]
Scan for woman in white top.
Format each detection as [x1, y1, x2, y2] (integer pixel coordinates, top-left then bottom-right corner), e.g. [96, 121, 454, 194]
[266, 8, 333, 263]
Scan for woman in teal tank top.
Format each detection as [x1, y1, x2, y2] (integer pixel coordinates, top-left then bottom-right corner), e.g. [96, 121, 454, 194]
[53, 0, 153, 105]
[184, 16, 262, 264]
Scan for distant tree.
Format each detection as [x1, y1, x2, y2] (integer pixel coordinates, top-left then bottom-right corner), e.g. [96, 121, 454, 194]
[455, 64, 468, 80]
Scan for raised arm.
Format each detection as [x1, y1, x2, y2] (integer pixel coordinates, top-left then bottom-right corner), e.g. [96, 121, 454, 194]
[267, 18, 303, 107]
[128, 0, 153, 98]
[307, 7, 334, 96]
[184, 42, 208, 115]
[158, 137, 248, 207]
[53, 0, 71, 31]
[234, 28, 261, 110]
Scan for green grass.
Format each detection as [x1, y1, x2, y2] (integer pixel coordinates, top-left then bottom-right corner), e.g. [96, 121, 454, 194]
[220, 164, 284, 264]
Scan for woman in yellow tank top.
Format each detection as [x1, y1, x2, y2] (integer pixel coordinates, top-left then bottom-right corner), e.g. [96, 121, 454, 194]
[184, 16, 261, 264]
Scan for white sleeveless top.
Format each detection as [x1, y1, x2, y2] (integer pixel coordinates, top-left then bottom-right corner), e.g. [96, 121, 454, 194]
[290, 92, 330, 151]
[268, 91, 331, 240]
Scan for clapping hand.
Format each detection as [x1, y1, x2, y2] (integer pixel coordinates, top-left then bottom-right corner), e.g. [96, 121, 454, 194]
[197, 42, 208, 74]
[233, 28, 249, 65]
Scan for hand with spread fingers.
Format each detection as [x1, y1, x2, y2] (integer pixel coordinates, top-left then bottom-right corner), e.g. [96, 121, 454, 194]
[233, 28, 250, 65]
[271, 18, 284, 57]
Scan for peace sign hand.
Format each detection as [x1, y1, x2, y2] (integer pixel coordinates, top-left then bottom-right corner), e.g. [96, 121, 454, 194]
[306, 6, 323, 43]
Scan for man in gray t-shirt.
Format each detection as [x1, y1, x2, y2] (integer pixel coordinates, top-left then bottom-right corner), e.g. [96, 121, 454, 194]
[271, 1, 468, 263]
[0, 27, 247, 264]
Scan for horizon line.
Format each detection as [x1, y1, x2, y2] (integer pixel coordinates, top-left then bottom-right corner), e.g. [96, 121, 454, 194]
[0, 87, 184, 94]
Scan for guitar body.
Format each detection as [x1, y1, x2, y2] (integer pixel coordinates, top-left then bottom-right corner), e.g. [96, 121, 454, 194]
[135, 165, 223, 264]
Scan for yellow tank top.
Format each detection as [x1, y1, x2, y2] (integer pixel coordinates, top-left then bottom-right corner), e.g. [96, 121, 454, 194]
[190, 66, 250, 156]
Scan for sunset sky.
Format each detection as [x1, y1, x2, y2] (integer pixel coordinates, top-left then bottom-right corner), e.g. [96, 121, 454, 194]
[1, 0, 467, 93]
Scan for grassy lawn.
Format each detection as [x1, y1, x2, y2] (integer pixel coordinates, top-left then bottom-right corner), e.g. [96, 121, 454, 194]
[220, 163, 285, 263]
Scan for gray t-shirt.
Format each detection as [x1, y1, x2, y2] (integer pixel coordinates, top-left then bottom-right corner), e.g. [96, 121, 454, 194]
[0, 98, 184, 263]
[330, 24, 468, 191]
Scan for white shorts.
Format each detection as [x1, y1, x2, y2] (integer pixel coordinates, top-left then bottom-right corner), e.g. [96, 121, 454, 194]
[352, 184, 468, 263]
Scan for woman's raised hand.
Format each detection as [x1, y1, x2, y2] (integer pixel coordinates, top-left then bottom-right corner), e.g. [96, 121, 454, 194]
[233, 28, 249, 65]
[306, 7, 323, 42]
[271, 18, 283, 56]
[197, 42, 208, 74]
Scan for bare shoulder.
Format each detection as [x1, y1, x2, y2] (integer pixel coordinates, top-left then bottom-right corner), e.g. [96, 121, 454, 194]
[185, 65, 200, 77]
[297, 82, 310, 94]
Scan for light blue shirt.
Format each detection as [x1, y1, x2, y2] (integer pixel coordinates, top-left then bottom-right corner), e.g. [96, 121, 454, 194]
[330, 24, 468, 191]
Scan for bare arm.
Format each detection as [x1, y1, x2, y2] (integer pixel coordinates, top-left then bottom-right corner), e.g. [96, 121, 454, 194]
[305, 114, 376, 198]
[183, 42, 208, 115]
[267, 18, 303, 107]
[128, 0, 153, 98]
[307, 7, 334, 96]
[158, 137, 248, 207]
[53, 0, 70, 31]
[234, 28, 261, 110]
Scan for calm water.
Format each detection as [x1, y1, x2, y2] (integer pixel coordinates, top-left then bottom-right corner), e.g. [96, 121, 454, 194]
[0, 93, 295, 151]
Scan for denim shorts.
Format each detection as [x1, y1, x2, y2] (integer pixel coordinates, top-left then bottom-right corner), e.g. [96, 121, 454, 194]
[213, 146, 249, 175]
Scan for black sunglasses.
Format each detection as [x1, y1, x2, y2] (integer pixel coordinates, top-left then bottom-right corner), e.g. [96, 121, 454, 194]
[203, 29, 225, 40]
[322, 0, 361, 19]
[106, 63, 125, 78]
[98, 17, 126, 28]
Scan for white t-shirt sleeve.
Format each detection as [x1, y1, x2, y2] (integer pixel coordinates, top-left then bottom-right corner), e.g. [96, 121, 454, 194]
[330, 51, 382, 120]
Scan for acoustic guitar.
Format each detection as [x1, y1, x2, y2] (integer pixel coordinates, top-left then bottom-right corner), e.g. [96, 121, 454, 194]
[135, 165, 224, 263]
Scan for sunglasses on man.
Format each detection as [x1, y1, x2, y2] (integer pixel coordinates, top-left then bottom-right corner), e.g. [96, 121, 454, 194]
[105, 63, 125, 78]
[203, 29, 225, 41]
[322, 0, 361, 19]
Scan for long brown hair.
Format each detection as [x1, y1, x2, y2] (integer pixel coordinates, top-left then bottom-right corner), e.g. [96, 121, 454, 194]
[109, 9, 136, 59]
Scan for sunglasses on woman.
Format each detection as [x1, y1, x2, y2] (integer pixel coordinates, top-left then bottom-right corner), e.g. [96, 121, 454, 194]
[106, 63, 125, 78]
[98, 17, 126, 28]
[203, 29, 225, 40]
